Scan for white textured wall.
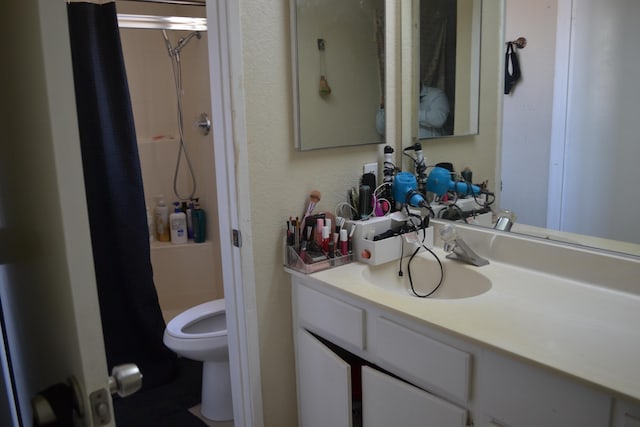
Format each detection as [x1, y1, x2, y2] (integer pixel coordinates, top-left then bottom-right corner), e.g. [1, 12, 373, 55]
[241, 3, 381, 426]
[239, 0, 504, 426]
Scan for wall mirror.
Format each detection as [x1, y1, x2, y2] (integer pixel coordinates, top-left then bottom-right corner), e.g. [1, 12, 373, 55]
[291, 0, 386, 150]
[429, 0, 640, 259]
[412, 0, 481, 140]
[496, 0, 640, 258]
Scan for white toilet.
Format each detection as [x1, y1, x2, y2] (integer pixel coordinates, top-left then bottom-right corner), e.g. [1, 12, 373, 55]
[163, 299, 233, 421]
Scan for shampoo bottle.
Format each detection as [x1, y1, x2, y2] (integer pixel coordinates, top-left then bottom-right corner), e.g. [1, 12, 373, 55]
[192, 200, 207, 243]
[170, 202, 188, 244]
[154, 195, 170, 242]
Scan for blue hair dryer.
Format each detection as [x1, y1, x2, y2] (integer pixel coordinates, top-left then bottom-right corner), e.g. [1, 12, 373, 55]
[393, 172, 427, 207]
[426, 167, 481, 197]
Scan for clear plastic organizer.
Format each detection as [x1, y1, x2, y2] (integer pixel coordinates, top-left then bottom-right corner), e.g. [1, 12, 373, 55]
[284, 242, 352, 274]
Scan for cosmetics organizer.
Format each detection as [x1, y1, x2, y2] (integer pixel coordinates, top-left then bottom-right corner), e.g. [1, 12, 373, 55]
[284, 243, 352, 274]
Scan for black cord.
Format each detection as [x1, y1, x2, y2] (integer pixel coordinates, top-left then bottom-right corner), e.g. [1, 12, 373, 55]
[383, 161, 399, 174]
[394, 209, 444, 298]
[451, 204, 465, 220]
[406, 243, 444, 298]
[398, 202, 420, 278]
[402, 151, 416, 164]
[397, 237, 405, 277]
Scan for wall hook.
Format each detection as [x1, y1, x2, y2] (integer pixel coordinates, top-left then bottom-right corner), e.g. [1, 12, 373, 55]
[507, 37, 527, 49]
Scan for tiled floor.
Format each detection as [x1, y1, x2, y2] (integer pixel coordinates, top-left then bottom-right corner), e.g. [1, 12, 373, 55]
[189, 405, 234, 427]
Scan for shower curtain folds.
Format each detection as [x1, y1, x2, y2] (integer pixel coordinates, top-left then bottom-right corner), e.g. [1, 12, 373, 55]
[66, 1, 177, 390]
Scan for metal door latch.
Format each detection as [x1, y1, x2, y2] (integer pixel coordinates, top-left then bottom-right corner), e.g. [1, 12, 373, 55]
[91, 363, 143, 426]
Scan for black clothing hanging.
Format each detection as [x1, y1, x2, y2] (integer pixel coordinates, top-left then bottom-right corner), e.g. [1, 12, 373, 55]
[505, 42, 522, 94]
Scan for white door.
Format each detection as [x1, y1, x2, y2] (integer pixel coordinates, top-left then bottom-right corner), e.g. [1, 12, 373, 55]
[1, 1, 113, 425]
[548, 0, 640, 243]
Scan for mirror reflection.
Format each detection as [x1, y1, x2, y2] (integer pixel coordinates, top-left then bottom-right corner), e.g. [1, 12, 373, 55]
[292, 0, 385, 150]
[498, 0, 640, 257]
[416, 0, 481, 140]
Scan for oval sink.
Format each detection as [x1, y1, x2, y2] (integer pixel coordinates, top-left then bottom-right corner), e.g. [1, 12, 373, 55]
[362, 256, 492, 299]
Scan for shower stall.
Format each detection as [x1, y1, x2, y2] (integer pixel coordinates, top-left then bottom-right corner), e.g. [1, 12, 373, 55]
[117, 1, 223, 322]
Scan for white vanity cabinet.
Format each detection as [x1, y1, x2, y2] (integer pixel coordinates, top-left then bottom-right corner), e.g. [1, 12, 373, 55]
[291, 273, 632, 427]
[293, 277, 470, 427]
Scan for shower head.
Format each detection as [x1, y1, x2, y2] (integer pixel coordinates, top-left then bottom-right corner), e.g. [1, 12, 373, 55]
[161, 30, 201, 58]
[175, 31, 201, 54]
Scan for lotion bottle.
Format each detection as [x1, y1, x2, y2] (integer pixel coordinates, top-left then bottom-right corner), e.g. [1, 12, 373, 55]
[154, 195, 170, 242]
[170, 202, 188, 244]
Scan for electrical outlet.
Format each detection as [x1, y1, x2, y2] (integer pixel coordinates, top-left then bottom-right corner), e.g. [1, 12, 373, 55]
[363, 162, 378, 184]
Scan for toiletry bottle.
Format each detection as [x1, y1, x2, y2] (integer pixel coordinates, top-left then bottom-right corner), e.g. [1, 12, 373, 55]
[186, 199, 195, 240]
[170, 202, 188, 244]
[147, 207, 154, 243]
[315, 217, 324, 245]
[154, 195, 170, 242]
[192, 200, 207, 243]
[339, 229, 348, 256]
[321, 225, 330, 253]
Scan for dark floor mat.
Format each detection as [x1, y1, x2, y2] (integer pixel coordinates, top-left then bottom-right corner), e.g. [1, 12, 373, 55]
[113, 358, 206, 427]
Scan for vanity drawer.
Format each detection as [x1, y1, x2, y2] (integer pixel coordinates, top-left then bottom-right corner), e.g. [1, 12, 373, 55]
[295, 283, 365, 350]
[371, 316, 471, 402]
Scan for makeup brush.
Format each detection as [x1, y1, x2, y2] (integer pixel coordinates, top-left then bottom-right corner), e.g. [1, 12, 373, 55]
[301, 190, 321, 229]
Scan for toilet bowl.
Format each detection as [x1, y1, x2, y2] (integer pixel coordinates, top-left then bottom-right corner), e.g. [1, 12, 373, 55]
[163, 299, 233, 421]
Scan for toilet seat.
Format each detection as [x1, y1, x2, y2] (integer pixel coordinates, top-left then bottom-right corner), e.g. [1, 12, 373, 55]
[165, 299, 226, 340]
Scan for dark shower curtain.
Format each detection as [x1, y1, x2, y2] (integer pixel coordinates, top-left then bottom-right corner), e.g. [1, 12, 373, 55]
[66, 2, 177, 389]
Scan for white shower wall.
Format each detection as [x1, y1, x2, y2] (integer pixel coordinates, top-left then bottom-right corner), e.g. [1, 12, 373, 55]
[118, 2, 223, 320]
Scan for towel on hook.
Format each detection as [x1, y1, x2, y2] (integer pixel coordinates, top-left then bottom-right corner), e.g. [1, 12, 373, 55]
[504, 42, 521, 94]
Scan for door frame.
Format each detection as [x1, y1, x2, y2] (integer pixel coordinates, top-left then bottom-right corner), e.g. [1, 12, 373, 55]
[206, 1, 264, 426]
[546, 0, 572, 230]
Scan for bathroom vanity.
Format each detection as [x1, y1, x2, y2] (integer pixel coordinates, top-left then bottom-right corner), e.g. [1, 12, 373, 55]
[288, 223, 640, 427]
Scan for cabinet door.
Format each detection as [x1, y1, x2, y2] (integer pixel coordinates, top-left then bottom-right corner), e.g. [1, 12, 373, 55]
[612, 398, 640, 427]
[296, 329, 352, 427]
[476, 350, 610, 427]
[362, 366, 467, 427]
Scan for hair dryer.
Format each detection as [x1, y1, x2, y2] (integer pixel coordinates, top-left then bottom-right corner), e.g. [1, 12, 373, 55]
[426, 167, 481, 197]
[393, 172, 428, 208]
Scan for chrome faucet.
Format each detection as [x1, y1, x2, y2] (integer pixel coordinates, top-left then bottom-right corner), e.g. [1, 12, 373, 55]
[440, 224, 489, 266]
[494, 209, 517, 232]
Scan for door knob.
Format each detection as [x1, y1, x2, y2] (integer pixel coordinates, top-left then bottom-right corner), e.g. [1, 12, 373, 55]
[109, 363, 142, 397]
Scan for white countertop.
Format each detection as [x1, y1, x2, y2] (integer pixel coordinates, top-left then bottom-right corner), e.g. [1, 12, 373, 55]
[294, 246, 640, 402]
